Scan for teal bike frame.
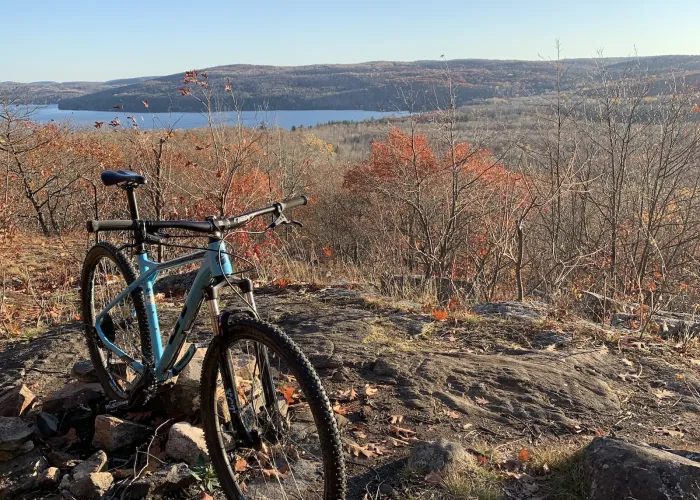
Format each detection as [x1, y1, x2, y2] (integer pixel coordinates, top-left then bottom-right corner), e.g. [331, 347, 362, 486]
[94, 239, 236, 382]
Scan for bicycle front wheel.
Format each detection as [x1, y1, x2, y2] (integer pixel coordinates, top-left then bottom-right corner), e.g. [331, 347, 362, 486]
[200, 317, 346, 499]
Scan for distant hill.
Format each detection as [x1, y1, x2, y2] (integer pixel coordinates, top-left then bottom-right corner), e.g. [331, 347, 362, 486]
[4, 56, 700, 113]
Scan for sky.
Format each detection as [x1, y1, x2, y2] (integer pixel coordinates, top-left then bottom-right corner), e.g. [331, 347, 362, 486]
[2, 0, 700, 82]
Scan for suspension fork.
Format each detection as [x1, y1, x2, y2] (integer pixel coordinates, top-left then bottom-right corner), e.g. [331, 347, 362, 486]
[205, 285, 255, 447]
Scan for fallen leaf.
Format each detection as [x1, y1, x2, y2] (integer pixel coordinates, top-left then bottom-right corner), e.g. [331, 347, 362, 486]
[653, 388, 676, 400]
[234, 458, 248, 472]
[390, 424, 416, 438]
[280, 386, 297, 405]
[621, 357, 634, 367]
[390, 414, 404, 425]
[340, 388, 358, 401]
[352, 429, 367, 439]
[262, 468, 288, 480]
[517, 448, 531, 462]
[333, 402, 348, 415]
[363, 385, 378, 397]
[343, 438, 376, 459]
[655, 427, 684, 438]
[442, 409, 460, 419]
[424, 471, 443, 484]
[474, 397, 489, 405]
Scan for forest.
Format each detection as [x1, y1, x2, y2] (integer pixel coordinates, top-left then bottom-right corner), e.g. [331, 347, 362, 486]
[2, 56, 700, 336]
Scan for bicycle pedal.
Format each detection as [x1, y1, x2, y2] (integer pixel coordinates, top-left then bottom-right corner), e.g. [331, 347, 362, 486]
[105, 400, 129, 412]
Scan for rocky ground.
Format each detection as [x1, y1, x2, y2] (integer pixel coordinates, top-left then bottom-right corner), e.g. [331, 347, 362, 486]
[2, 281, 700, 499]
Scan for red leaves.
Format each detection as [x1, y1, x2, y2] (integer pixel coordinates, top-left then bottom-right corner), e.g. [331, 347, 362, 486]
[178, 87, 191, 96]
[432, 309, 448, 321]
[94, 121, 103, 129]
[142, 100, 149, 109]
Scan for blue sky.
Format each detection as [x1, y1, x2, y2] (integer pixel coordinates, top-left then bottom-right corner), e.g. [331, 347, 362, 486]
[3, 0, 699, 82]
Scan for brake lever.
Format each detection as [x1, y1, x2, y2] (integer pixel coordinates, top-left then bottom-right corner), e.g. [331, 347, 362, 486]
[266, 213, 303, 230]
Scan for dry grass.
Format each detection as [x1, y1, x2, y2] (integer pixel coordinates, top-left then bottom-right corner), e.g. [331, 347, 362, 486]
[0, 234, 85, 340]
[529, 441, 591, 500]
[442, 457, 504, 500]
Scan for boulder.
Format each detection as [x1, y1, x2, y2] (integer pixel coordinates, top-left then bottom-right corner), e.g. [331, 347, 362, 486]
[128, 463, 196, 498]
[166, 422, 209, 466]
[0, 385, 36, 417]
[586, 437, 700, 500]
[408, 439, 469, 473]
[68, 472, 113, 500]
[161, 348, 205, 415]
[71, 360, 98, 383]
[162, 347, 255, 415]
[92, 415, 151, 451]
[0, 417, 34, 462]
[0, 447, 48, 498]
[42, 382, 103, 414]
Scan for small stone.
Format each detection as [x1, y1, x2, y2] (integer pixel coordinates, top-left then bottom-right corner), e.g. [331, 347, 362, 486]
[0, 385, 36, 417]
[42, 382, 103, 414]
[408, 439, 468, 473]
[71, 360, 98, 383]
[92, 415, 151, 451]
[35, 412, 59, 438]
[71, 450, 107, 480]
[166, 422, 209, 466]
[38, 467, 61, 487]
[68, 472, 113, 500]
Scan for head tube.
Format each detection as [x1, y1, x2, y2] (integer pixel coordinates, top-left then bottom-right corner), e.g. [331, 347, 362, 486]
[208, 239, 234, 277]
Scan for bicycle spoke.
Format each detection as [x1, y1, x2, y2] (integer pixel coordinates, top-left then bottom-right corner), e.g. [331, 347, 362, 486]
[211, 338, 327, 498]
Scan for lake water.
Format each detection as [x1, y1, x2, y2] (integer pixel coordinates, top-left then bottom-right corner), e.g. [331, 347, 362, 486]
[27, 105, 404, 130]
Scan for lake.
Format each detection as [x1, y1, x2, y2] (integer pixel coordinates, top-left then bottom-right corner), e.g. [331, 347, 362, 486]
[26, 105, 405, 130]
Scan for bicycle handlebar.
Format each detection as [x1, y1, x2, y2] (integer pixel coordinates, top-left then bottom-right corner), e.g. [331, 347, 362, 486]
[87, 195, 308, 234]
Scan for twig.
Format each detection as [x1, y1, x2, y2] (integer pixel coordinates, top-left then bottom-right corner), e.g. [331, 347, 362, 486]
[118, 418, 172, 500]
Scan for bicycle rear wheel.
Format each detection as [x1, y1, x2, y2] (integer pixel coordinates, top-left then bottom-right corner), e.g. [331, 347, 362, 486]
[81, 242, 152, 402]
[200, 317, 346, 499]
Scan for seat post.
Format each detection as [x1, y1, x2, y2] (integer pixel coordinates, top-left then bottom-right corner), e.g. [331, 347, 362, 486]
[125, 185, 140, 220]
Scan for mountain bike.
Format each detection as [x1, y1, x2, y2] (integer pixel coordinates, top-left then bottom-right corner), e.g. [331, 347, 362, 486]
[80, 170, 346, 499]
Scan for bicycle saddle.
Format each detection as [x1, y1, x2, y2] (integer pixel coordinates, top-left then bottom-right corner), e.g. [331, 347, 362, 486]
[100, 170, 147, 187]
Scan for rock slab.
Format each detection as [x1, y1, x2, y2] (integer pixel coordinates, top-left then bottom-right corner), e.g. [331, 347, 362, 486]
[92, 414, 151, 451]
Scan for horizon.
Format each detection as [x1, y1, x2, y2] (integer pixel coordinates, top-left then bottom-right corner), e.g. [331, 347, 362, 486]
[3, 0, 700, 82]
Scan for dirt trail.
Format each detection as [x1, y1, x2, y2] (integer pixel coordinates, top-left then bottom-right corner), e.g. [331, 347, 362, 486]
[2, 284, 700, 498]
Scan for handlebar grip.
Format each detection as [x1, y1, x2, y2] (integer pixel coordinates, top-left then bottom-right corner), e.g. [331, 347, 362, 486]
[87, 220, 137, 233]
[279, 195, 308, 212]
